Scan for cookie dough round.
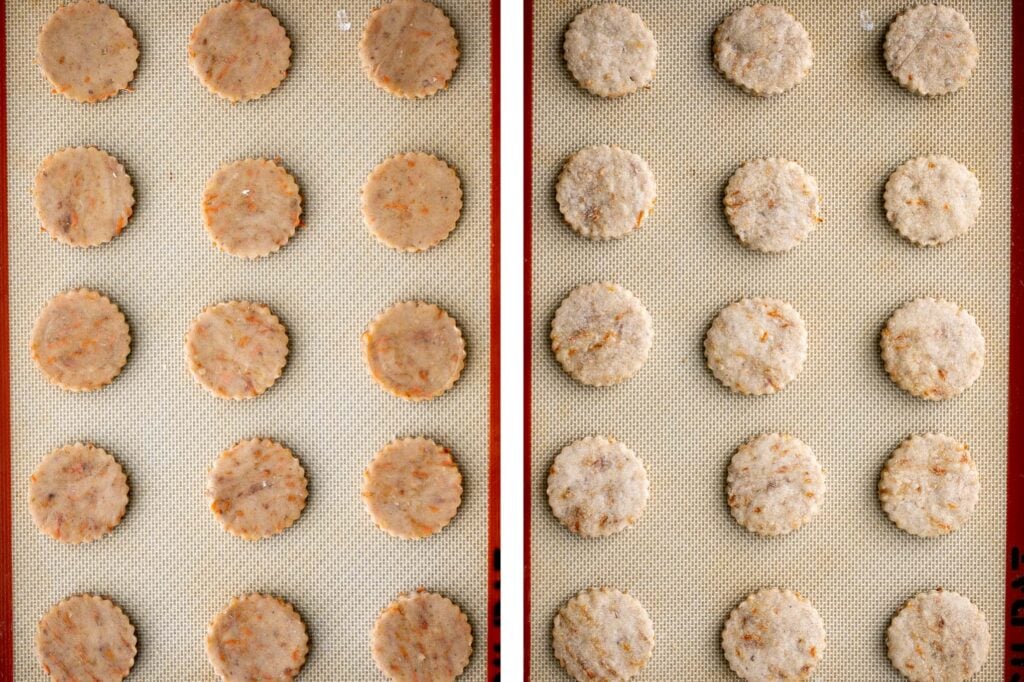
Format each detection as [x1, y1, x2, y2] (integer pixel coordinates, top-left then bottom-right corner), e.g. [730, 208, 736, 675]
[564, 3, 657, 98]
[371, 590, 472, 681]
[885, 5, 978, 96]
[188, 0, 291, 102]
[556, 145, 656, 240]
[362, 301, 466, 401]
[551, 282, 653, 387]
[359, 0, 459, 99]
[887, 589, 989, 681]
[36, 595, 136, 681]
[884, 156, 980, 246]
[186, 300, 289, 400]
[714, 5, 813, 96]
[881, 298, 984, 400]
[206, 594, 308, 681]
[37, 0, 138, 103]
[705, 298, 807, 395]
[362, 152, 462, 252]
[362, 437, 463, 539]
[724, 158, 822, 252]
[34, 147, 135, 248]
[723, 588, 825, 681]
[552, 587, 654, 681]
[31, 289, 131, 392]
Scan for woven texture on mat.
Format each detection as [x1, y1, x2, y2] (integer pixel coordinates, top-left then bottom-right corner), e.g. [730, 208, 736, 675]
[6, 1, 490, 679]
[531, 1, 1009, 679]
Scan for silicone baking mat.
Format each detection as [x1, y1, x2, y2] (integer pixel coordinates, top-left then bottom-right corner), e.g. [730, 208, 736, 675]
[3, 1, 496, 678]
[528, 1, 1011, 678]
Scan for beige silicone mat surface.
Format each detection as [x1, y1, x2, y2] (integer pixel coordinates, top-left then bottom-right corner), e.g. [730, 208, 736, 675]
[530, 1, 1009, 679]
[6, 1, 491, 678]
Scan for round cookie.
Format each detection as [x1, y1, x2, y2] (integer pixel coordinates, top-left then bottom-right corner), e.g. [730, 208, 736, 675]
[724, 158, 822, 253]
[884, 156, 980, 246]
[727, 433, 824, 536]
[371, 590, 472, 681]
[362, 437, 463, 540]
[880, 298, 984, 400]
[362, 301, 466, 401]
[714, 5, 813, 96]
[186, 300, 289, 400]
[551, 282, 653, 387]
[31, 289, 131, 392]
[359, 0, 459, 99]
[723, 588, 825, 681]
[884, 5, 978, 96]
[36, 595, 136, 681]
[206, 594, 308, 681]
[887, 589, 989, 681]
[547, 436, 649, 537]
[188, 0, 291, 102]
[361, 152, 462, 252]
[556, 145, 657, 241]
[37, 0, 138, 103]
[552, 587, 654, 681]
[704, 297, 807, 395]
[563, 3, 657, 98]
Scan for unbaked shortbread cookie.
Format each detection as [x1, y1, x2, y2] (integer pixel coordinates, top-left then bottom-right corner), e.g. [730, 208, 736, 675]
[362, 152, 463, 252]
[37, 0, 138, 103]
[31, 289, 130, 392]
[186, 300, 289, 400]
[371, 590, 472, 681]
[724, 158, 822, 252]
[884, 156, 980, 246]
[556, 145, 656, 240]
[551, 282, 653, 386]
[206, 594, 308, 681]
[705, 298, 807, 395]
[34, 147, 134, 248]
[188, 1, 291, 102]
[881, 298, 984, 400]
[552, 587, 654, 681]
[885, 5, 978, 96]
[36, 595, 136, 681]
[547, 436, 649, 537]
[564, 3, 657, 98]
[714, 5, 813, 96]
[362, 437, 463, 540]
[887, 589, 989, 681]
[359, 0, 459, 99]
[723, 588, 825, 681]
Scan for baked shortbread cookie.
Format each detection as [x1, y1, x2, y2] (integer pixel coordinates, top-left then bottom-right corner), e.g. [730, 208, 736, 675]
[564, 3, 656, 98]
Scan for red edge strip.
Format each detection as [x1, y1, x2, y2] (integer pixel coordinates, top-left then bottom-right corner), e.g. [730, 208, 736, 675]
[487, 0, 501, 679]
[523, 0, 534, 678]
[0, 2, 12, 678]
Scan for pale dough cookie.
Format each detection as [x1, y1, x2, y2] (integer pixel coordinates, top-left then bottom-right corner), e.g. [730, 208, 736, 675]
[37, 0, 138, 103]
[552, 587, 654, 681]
[879, 434, 979, 537]
[881, 298, 984, 400]
[359, 0, 459, 99]
[362, 301, 466, 401]
[188, 0, 291, 102]
[31, 289, 130, 392]
[34, 147, 134, 248]
[564, 3, 657, 98]
[727, 433, 824, 536]
[36, 594, 136, 681]
[885, 5, 978, 96]
[884, 156, 980, 246]
[887, 589, 989, 681]
[714, 5, 813, 96]
[371, 589, 472, 681]
[361, 152, 462, 252]
[362, 437, 462, 539]
[206, 594, 308, 681]
[551, 282, 653, 387]
[186, 300, 289, 400]
[556, 145, 656, 241]
[724, 158, 822, 253]
[705, 298, 807, 395]
[723, 588, 825, 681]
[547, 436, 649, 537]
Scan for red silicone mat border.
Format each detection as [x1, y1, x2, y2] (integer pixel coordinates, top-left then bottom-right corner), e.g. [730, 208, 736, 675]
[1, 1, 12, 677]
[523, 0, 534, 678]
